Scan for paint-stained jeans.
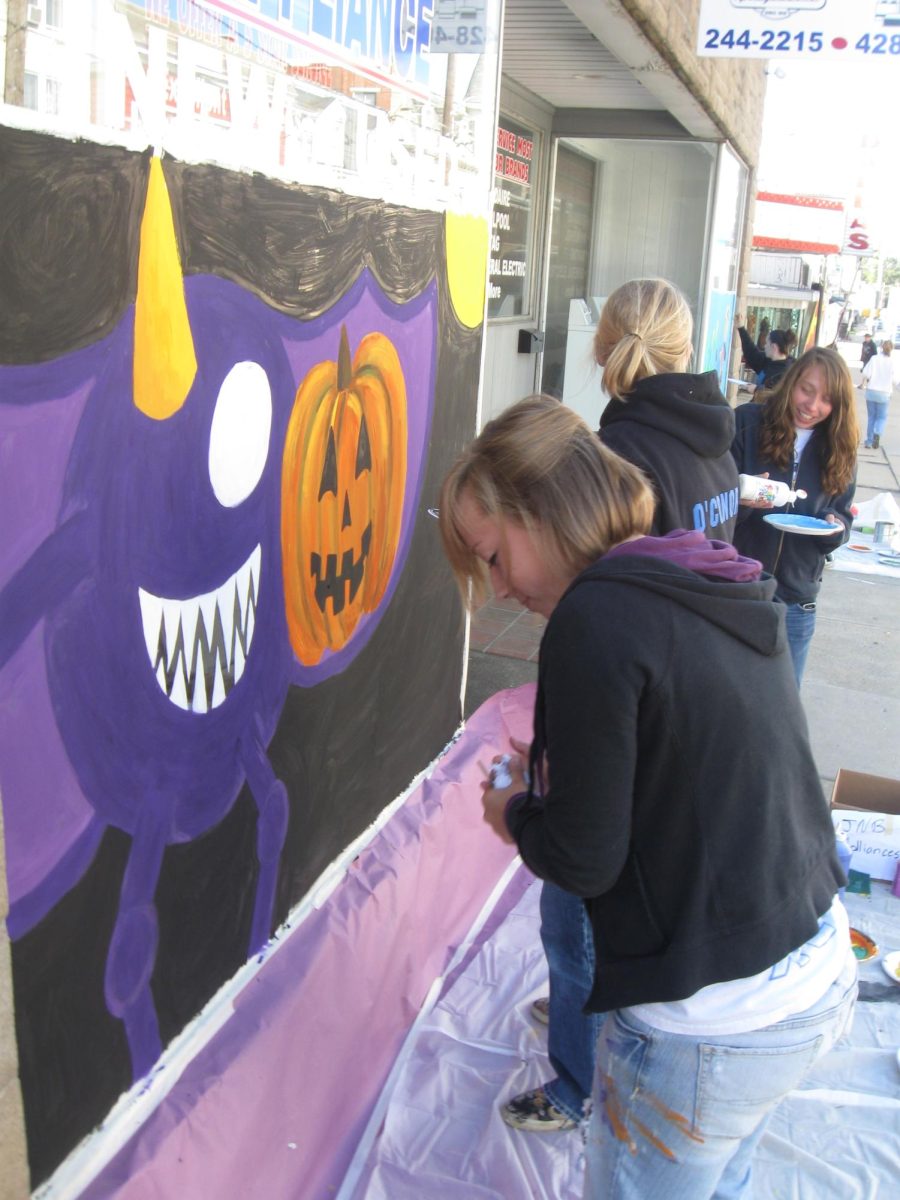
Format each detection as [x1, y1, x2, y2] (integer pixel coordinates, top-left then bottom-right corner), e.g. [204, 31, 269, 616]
[583, 955, 857, 1200]
[539, 882, 604, 1123]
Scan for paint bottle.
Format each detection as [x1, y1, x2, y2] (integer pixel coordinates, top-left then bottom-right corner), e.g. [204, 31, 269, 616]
[739, 474, 807, 506]
[489, 755, 513, 788]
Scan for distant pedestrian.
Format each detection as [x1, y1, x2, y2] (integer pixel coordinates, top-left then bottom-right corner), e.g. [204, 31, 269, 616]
[860, 338, 900, 450]
[735, 320, 795, 392]
[860, 332, 877, 368]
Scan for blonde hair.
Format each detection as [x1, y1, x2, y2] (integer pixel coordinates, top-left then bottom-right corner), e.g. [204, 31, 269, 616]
[439, 395, 655, 609]
[593, 278, 694, 400]
[881, 340, 894, 355]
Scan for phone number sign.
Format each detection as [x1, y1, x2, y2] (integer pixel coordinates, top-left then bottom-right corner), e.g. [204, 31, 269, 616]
[432, 0, 491, 53]
[698, 0, 900, 59]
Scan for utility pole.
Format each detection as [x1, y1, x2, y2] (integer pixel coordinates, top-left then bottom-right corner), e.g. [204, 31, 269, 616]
[4, 0, 27, 107]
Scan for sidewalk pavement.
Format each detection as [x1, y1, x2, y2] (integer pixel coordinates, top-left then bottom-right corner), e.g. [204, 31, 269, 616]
[464, 339, 900, 795]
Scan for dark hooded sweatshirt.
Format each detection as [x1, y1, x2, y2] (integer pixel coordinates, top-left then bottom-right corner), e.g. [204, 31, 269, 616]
[598, 371, 739, 541]
[505, 532, 843, 1014]
[730, 401, 855, 604]
[737, 327, 795, 390]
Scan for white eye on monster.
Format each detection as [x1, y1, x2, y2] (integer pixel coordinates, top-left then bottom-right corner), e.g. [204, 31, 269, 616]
[208, 361, 272, 507]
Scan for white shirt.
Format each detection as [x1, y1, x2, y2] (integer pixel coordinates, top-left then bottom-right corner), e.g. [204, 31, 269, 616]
[862, 351, 900, 393]
[624, 896, 853, 1035]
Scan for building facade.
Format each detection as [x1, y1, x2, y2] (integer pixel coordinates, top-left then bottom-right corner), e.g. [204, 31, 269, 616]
[0, 2, 765, 1194]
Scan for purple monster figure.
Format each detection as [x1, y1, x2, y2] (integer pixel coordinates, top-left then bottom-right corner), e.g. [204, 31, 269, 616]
[0, 158, 436, 1081]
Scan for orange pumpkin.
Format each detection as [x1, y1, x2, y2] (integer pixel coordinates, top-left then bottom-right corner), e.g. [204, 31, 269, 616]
[281, 325, 407, 665]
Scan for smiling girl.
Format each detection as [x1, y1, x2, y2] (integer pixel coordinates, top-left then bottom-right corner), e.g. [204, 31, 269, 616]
[730, 347, 858, 685]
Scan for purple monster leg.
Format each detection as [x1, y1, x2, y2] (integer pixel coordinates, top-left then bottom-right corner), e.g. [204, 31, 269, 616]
[104, 805, 170, 1080]
[241, 723, 289, 955]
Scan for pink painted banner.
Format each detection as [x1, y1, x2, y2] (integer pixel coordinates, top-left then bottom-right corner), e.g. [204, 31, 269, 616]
[83, 684, 536, 1200]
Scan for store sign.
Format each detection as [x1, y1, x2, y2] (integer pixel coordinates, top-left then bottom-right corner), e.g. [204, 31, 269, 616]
[488, 120, 534, 318]
[843, 207, 876, 256]
[698, 0, 900, 61]
[432, 0, 490, 53]
[751, 192, 844, 255]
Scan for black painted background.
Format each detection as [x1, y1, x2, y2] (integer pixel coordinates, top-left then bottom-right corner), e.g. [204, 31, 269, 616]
[1, 127, 477, 1185]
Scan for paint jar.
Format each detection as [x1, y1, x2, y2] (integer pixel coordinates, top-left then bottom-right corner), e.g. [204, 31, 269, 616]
[874, 521, 894, 545]
[892, 859, 900, 900]
[739, 474, 807, 506]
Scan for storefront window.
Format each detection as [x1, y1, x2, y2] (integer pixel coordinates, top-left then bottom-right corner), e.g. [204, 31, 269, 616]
[488, 117, 538, 319]
[701, 144, 748, 394]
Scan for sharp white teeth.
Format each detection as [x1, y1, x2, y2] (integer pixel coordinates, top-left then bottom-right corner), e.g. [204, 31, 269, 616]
[139, 588, 163, 661]
[162, 601, 183, 664]
[138, 544, 261, 713]
[193, 664, 209, 715]
[170, 661, 190, 711]
[211, 657, 227, 709]
[198, 590, 218, 651]
[236, 556, 252, 613]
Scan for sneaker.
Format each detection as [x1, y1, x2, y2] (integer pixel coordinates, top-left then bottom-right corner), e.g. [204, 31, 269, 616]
[864, 442, 873, 449]
[873, 434, 881, 449]
[501, 1087, 577, 1132]
[530, 996, 550, 1025]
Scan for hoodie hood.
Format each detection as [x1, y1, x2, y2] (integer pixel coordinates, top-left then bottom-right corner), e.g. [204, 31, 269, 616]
[569, 530, 785, 657]
[599, 371, 734, 459]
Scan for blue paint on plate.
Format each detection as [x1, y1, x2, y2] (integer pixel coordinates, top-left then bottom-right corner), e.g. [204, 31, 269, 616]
[763, 514, 841, 536]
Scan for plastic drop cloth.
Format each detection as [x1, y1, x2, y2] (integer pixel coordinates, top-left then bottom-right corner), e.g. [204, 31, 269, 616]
[344, 880, 900, 1200]
[78, 685, 535, 1200]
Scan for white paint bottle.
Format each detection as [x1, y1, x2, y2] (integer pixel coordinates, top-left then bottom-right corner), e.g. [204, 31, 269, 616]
[739, 474, 807, 506]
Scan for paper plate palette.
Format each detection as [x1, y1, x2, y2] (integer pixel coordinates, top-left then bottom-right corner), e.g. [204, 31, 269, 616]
[849, 927, 878, 961]
[763, 514, 840, 536]
[882, 950, 900, 983]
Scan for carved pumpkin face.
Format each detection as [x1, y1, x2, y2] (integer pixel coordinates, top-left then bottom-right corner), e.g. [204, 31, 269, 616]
[281, 325, 407, 665]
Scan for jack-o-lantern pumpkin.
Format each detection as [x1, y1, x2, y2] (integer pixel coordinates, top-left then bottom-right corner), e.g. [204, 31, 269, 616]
[281, 325, 407, 665]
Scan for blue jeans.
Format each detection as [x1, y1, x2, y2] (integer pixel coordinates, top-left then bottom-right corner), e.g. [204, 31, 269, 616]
[783, 600, 816, 686]
[539, 882, 604, 1122]
[584, 956, 857, 1200]
[865, 389, 889, 442]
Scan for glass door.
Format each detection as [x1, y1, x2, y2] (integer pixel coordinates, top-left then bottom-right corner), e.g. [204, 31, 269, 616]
[540, 144, 597, 402]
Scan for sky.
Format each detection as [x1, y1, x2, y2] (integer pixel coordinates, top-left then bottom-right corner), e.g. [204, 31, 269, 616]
[757, 57, 900, 256]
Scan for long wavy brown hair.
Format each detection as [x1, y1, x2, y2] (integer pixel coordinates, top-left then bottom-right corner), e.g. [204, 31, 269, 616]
[758, 348, 858, 494]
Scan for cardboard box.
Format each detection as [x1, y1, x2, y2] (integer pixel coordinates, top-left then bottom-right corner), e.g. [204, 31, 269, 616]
[831, 768, 900, 883]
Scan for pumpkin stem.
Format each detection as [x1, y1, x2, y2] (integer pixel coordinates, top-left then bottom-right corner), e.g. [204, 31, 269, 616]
[337, 326, 352, 391]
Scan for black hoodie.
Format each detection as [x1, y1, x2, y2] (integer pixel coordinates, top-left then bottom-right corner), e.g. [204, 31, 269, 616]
[737, 327, 795, 389]
[506, 535, 842, 1013]
[598, 371, 739, 541]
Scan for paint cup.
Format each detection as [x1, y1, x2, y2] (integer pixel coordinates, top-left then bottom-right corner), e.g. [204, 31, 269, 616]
[892, 859, 900, 899]
[874, 521, 894, 545]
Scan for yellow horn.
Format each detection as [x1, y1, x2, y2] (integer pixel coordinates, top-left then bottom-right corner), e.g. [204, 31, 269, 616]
[134, 157, 197, 419]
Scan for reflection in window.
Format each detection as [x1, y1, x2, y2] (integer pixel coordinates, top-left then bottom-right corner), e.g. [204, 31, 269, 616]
[23, 73, 38, 111]
[352, 89, 379, 108]
[45, 78, 60, 116]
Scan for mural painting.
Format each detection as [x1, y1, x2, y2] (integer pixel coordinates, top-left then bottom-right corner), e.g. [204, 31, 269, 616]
[0, 125, 487, 1184]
